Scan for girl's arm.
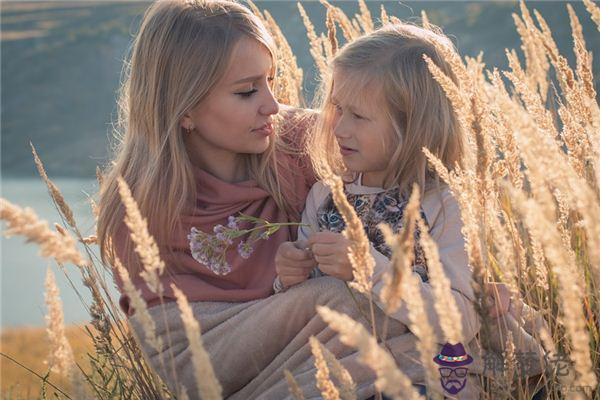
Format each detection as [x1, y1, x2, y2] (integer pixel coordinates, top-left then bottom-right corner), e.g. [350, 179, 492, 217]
[371, 186, 481, 344]
[297, 182, 330, 279]
[297, 182, 326, 243]
[273, 181, 328, 294]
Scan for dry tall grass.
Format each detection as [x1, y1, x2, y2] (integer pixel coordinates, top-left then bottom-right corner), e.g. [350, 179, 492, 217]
[1, 1, 599, 399]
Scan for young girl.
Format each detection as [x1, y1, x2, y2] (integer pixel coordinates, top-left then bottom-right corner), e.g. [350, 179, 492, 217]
[274, 22, 547, 396]
[276, 22, 480, 343]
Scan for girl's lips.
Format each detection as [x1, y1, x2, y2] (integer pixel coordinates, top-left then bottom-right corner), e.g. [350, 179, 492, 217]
[252, 122, 273, 137]
[339, 145, 357, 156]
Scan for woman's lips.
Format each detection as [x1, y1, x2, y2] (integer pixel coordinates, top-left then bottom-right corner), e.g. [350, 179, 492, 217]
[339, 145, 357, 156]
[252, 122, 273, 136]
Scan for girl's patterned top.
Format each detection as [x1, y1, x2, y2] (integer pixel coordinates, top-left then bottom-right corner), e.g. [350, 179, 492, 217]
[313, 184, 430, 282]
[292, 178, 480, 344]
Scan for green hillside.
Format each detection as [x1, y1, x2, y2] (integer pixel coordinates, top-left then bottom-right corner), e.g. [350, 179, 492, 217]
[1, 1, 598, 177]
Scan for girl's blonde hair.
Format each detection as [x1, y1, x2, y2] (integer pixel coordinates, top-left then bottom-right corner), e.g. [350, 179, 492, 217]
[309, 22, 465, 195]
[97, 0, 293, 274]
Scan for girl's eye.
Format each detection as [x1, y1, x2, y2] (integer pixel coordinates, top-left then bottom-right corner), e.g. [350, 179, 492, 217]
[237, 89, 258, 98]
[352, 112, 364, 120]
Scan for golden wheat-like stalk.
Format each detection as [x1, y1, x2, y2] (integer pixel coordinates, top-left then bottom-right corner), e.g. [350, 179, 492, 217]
[262, 9, 304, 105]
[319, 0, 359, 42]
[298, 3, 329, 80]
[116, 176, 165, 295]
[355, 0, 373, 34]
[30, 143, 77, 229]
[44, 267, 76, 376]
[323, 172, 374, 295]
[416, 215, 464, 344]
[377, 184, 419, 314]
[114, 257, 163, 354]
[0, 198, 87, 266]
[326, 7, 338, 57]
[309, 336, 341, 400]
[509, 186, 597, 391]
[421, 10, 431, 30]
[284, 369, 306, 400]
[316, 306, 423, 400]
[583, 0, 600, 31]
[502, 331, 516, 393]
[318, 344, 357, 400]
[171, 284, 223, 400]
[379, 191, 442, 398]
[379, 5, 389, 25]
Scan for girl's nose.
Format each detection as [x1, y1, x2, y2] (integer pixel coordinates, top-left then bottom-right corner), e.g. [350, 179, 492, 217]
[333, 117, 351, 139]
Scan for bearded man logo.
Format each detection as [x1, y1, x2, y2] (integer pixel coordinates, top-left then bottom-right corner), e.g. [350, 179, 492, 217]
[433, 342, 473, 395]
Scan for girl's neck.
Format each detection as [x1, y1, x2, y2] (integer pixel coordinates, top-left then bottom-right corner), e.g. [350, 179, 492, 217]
[360, 171, 386, 188]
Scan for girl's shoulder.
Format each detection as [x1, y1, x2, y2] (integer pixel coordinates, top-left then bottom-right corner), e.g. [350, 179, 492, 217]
[306, 180, 332, 205]
[421, 182, 462, 234]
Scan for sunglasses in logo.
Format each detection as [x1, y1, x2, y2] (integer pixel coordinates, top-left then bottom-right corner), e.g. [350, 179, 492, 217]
[438, 367, 468, 378]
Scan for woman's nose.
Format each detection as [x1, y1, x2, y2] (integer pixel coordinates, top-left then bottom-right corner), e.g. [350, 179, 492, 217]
[260, 88, 280, 116]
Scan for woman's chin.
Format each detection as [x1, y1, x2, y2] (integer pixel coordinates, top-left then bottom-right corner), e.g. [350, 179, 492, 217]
[245, 136, 271, 154]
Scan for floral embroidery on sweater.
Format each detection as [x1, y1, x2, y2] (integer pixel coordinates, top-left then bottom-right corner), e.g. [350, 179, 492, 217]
[315, 185, 430, 282]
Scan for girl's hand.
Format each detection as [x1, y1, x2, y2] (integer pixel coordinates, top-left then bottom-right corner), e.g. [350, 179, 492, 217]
[307, 231, 354, 281]
[275, 240, 316, 289]
[485, 282, 512, 319]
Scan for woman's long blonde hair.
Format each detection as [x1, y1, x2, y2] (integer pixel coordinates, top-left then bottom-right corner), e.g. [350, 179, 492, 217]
[309, 22, 465, 195]
[97, 0, 293, 274]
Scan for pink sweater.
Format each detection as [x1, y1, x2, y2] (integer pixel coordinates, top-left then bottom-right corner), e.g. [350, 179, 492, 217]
[114, 108, 317, 315]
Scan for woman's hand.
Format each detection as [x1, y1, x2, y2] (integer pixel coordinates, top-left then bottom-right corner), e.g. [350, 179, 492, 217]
[275, 240, 316, 289]
[307, 231, 354, 281]
[485, 282, 512, 319]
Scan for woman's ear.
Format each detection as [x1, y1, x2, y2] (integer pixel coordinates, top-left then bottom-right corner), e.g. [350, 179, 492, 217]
[180, 114, 194, 131]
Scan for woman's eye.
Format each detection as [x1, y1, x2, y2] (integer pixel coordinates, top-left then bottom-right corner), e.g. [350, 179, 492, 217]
[352, 112, 364, 120]
[237, 89, 258, 98]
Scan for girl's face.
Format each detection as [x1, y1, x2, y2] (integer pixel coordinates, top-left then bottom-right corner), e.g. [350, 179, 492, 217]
[182, 36, 279, 175]
[330, 68, 395, 187]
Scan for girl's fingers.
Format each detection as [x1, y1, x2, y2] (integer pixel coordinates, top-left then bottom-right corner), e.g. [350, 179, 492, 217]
[308, 231, 342, 246]
[311, 243, 337, 257]
[278, 241, 313, 261]
[314, 254, 338, 264]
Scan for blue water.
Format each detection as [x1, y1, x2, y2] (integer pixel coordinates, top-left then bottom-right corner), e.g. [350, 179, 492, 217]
[1, 177, 120, 328]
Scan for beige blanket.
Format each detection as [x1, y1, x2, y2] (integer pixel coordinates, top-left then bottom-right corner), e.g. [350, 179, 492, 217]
[129, 276, 544, 400]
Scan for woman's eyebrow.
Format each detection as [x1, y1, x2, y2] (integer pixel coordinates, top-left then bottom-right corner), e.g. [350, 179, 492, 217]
[232, 74, 264, 85]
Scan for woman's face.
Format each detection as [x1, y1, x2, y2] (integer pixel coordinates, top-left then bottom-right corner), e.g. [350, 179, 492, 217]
[182, 36, 279, 172]
[330, 68, 395, 187]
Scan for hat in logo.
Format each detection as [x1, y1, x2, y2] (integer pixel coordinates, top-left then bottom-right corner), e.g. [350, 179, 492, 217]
[433, 342, 473, 367]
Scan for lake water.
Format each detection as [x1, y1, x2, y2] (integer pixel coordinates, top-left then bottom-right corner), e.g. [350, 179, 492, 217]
[1, 177, 120, 328]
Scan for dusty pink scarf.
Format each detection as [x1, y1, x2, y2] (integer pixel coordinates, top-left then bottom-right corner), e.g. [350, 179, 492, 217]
[114, 109, 316, 316]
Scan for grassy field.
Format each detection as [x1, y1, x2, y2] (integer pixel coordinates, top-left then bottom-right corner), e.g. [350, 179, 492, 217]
[1, 325, 94, 399]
